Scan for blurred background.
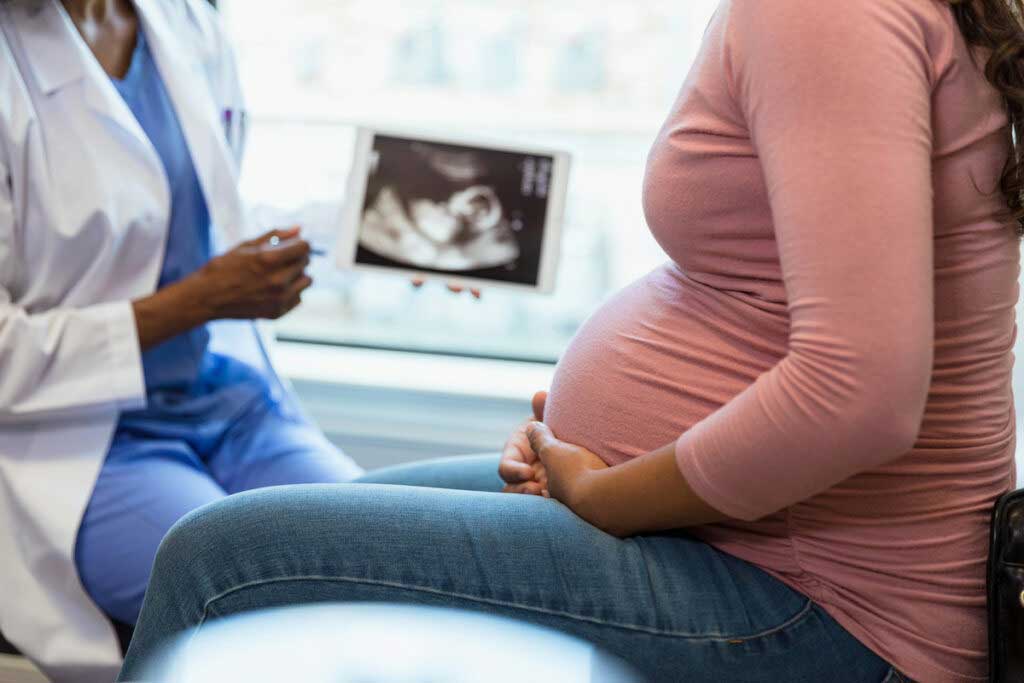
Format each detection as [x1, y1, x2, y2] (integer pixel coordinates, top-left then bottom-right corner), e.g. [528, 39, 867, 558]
[219, 0, 720, 362]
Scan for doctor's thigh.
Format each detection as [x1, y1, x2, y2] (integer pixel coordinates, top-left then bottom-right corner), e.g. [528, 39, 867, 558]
[75, 401, 360, 625]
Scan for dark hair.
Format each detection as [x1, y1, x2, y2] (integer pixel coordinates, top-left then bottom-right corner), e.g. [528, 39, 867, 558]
[950, 0, 1024, 234]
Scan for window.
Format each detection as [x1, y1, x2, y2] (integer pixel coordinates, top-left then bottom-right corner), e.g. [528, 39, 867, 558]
[219, 0, 721, 362]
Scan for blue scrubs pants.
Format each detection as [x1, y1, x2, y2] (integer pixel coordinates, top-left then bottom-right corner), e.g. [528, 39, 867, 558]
[74, 357, 362, 625]
[75, 22, 364, 627]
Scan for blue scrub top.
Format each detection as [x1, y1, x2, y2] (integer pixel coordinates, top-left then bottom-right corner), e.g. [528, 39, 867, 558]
[111, 29, 269, 425]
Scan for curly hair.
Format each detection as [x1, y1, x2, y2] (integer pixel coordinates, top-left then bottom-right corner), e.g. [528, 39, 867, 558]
[950, 0, 1024, 234]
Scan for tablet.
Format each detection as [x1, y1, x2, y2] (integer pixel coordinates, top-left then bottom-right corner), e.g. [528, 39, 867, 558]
[335, 127, 570, 293]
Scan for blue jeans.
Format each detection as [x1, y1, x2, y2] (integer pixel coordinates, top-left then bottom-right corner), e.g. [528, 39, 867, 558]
[118, 455, 905, 683]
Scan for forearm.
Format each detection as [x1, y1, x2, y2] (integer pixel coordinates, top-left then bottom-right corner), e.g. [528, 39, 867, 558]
[578, 443, 729, 538]
[132, 228, 314, 352]
[132, 276, 211, 352]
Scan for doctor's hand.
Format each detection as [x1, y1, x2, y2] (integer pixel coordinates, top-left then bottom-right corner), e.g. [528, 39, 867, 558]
[194, 227, 313, 321]
[411, 278, 482, 299]
[499, 391, 549, 496]
[132, 227, 313, 352]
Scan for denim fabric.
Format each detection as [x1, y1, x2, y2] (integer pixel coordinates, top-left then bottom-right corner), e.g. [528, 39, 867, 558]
[120, 455, 904, 682]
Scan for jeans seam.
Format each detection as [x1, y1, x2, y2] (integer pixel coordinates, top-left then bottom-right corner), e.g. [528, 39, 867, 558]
[197, 574, 816, 642]
[632, 537, 663, 628]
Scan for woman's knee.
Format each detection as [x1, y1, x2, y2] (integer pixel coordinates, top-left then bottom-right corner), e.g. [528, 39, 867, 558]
[148, 497, 232, 592]
[149, 482, 539, 599]
[155, 487, 297, 566]
[151, 484, 381, 586]
[149, 489, 289, 592]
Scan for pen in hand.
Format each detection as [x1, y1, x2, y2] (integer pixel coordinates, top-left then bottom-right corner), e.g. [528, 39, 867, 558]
[267, 234, 326, 257]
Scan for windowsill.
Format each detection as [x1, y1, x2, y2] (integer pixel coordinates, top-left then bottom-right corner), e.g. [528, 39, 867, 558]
[272, 340, 557, 401]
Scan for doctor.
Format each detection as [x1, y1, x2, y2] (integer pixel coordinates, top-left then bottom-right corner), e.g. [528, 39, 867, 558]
[0, 0, 366, 680]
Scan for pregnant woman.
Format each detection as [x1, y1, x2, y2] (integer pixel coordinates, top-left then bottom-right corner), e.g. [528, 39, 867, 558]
[120, 1, 1021, 681]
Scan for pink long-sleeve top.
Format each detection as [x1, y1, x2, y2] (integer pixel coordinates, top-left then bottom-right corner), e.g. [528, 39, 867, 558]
[543, 1, 1018, 681]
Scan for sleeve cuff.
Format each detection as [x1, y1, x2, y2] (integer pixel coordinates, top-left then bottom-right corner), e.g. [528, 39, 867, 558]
[674, 432, 765, 523]
[101, 301, 147, 412]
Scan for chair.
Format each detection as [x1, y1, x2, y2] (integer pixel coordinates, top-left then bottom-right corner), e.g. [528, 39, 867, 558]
[988, 487, 1024, 683]
[0, 621, 134, 675]
[0, 632, 18, 657]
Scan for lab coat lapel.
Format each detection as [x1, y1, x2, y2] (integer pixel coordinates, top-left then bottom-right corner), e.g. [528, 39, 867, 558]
[135, 0, 246, 247]
[11, 0, 160, 169]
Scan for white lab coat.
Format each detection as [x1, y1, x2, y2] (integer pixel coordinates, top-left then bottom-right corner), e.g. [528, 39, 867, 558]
[0, 1, 283, 680]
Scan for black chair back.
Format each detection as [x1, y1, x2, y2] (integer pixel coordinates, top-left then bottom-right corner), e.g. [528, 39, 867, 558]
[0, 620, 134, 661]
[988, 487, 1024, 682]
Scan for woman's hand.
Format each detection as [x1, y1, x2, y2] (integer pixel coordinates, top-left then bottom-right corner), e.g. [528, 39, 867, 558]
[525, 422, 609, 511]
[194, 227, 313, 320]
[523, 430, 729, 538]
[500, 392, 730, 538]
[499, 391, 548, 495]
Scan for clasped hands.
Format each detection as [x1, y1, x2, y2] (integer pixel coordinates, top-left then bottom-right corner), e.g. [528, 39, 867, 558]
[498, 391, 611, 526]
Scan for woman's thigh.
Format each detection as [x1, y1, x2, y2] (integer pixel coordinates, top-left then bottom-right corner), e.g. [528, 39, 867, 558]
[354, 454, 503, 492]
[122, 484, 890, 682]
[75, 437, 227, 624]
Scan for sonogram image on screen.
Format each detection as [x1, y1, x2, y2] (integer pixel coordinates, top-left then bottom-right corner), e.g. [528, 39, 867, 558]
[354, 135, 556, 286]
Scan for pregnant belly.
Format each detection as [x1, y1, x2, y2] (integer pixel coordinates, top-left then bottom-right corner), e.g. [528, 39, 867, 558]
[544, 265, 789, 465]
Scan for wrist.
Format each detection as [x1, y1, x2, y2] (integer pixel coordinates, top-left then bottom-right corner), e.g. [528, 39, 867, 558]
[571, 467, 620, 536]
[172, 271, 218, 326]
[131, 274, 212, 352]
